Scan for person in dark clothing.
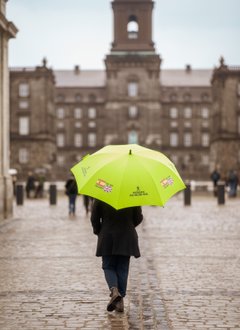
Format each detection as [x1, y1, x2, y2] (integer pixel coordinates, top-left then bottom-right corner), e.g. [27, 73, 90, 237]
[90, 199, 143, 312]
[65, 176, 78, 216]
[227, 169, 239, 197]
[26, 172, 36, 198]
[210, 168, 221, 197]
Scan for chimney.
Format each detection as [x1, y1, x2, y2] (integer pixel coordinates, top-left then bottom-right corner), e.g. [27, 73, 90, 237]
[74, 65, 80, 74]
[185, 64, 191, 72]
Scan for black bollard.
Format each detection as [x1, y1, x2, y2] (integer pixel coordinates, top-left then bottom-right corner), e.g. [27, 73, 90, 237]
[184, 183, 191, 206]
[49, 184, 57, 205]
[217, 182, 225, 205]
[16, 184, 24, 205]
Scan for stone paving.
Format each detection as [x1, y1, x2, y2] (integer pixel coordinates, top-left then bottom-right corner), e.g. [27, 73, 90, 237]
[0, 193, 240, 329]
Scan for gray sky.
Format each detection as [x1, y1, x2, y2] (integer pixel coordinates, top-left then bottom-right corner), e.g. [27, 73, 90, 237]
[7, 0, 240, 70]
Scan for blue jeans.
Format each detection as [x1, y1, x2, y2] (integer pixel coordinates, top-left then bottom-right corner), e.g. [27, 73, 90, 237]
[102, 255, 130, 297]
[68, 194, 77, 214]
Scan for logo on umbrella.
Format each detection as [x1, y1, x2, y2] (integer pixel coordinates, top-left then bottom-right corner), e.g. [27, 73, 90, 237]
[161, 176, 174, 188]
[96, 179, 113, 193]
[130, 186, 148, 197]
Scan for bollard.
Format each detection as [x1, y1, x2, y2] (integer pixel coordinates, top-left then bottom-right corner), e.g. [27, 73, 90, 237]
[16, 184, 24, 205]
[184, 183, 191, 206]
[49, 184, 57, 205]
[217, 182, 225, 205]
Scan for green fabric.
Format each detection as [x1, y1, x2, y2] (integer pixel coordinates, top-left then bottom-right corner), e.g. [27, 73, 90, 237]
[71, 144, 186, 210]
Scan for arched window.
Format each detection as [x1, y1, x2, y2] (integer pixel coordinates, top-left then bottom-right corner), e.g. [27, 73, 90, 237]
[127, 15, 138, 39]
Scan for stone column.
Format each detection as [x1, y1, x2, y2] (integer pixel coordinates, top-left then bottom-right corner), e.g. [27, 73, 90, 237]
[0, 0, 18, 220]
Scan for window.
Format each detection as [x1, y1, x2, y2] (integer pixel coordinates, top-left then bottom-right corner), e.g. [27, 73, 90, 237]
[170, 107, 178, 118]
[202, 121, 209, 128]
[88, 121, 96, 128]
[128, 130, 138, 144]
[75, 94, 82, 102]
[183, 93, 191, 101]
[184, 121, 191, 128]
[74, 108, 82, 119]
[128, 82, 138, 97]
[202, 133, 209, 146]
[170, 154, 178, 165]
[201, 155, 209, 165]
[88, 107, 96, 119]
[88, 133, 96, 147]
[128, 105, 138, 118]
[184, 133, 192, 147]
[170, 133, 178, 146]
[57, 155, 65, 166]
[57, 121, 64, 128]
[19, 117, 29, 135]
[127, 15, 138, 39]
[89, 94, 96, 102]
[19, 83, 29, 97]
[19, 148, 28, 164]
[57, 133, 65, 147]
[75, 122, 82, 128]
[201, 107, 209, 119]
[19, 100, 29, 109]
[57, 108, 65, 119]
[56, 94, 65, 102]
[170, 93, 177, 101]
[74, 133, 82, 147]
[184, 107, 192, 118]
[170, 121, 178, 128]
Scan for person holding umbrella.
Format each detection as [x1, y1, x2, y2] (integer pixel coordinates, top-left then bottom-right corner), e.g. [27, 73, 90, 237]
[90, 199, 143, 312]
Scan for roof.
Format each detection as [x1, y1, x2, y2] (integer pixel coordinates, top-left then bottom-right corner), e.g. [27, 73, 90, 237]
[54, 70, 106, 88]
[160, 69, 213, 87]
[10, 67, 213, 88]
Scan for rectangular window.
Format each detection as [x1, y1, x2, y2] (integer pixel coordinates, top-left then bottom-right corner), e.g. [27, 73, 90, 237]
[128, 105, 138, 118]
[128, 131, 138, 144]
[75, 121, 82, 128]
[74, 133, 82, 147]
[184, 107, 192, 118]
[88, 121, 96, 128]
[184, 132, 192, 147]
[128, 82, 138, 97]
[170, 107, 178, 118]
[88, 133, 96, 147]
[19, 117, 29, 135]
[19, 100, 29, 109]
[202, 133, 209, 146]
[57, 155, 65, 166]
[88, 107, 96, 119]
[19, 148, 28, 164]
[57, 108, 65, 119]
[201, 107, 209, 118]
[170, 132, 178, 146]
[19, 83, 29, 97]
[201, 155, 209, 165]
[57, 121, 64, 128]
[57, 133, 65, 147]
[74, 108, 82, 119]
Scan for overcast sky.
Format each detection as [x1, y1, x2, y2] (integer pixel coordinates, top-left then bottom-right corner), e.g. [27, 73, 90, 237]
[6, 0, 240, 70]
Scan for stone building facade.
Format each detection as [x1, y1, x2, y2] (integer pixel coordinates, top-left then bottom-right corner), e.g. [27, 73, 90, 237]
[9, 0, 240, 182]
[0, 0, 17, 220]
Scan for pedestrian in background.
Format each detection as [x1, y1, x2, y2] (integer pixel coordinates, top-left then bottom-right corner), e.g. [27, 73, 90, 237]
[65, 175, 78, 216]
[226, 169, 239, 197]
[26, 172, 36, 198]
[90, 199, 143, 312]
[210, 168, 221, 197]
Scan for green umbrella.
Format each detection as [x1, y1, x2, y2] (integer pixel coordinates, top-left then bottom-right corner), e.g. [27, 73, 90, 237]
[71, 144, 186, 210]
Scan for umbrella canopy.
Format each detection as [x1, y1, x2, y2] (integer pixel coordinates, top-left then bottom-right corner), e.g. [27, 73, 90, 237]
[71, 144, 186, 210]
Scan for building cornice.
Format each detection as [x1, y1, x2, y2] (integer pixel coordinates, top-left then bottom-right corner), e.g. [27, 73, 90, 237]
[0, 11, 18, 38]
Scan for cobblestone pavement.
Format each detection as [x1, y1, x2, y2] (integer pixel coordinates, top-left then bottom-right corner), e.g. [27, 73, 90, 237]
[0, 193, 240, 329]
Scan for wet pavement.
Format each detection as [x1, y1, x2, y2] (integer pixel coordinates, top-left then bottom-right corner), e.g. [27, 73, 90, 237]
[0, 193, 240, 329]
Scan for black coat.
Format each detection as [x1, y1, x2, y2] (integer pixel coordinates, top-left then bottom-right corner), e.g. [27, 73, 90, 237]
[91, 200, 143, 258]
